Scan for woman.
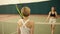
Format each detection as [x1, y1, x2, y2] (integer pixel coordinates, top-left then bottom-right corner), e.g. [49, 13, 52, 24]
[46, 6, 57, 34]
[17, 6, 34, 34]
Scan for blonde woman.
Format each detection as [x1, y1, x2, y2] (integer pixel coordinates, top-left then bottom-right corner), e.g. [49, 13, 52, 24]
[17, 7, 34, 34]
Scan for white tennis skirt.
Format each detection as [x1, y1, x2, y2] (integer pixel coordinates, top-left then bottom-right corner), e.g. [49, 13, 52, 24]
[49, 17, 56, 23]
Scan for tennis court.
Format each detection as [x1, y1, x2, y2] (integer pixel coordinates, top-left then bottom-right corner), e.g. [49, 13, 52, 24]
[0, 0, 60, 34]
[0, 14, 60, 34]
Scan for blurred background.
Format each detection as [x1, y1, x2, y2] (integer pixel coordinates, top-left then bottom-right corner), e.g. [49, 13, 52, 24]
[0, 0, 60, 34]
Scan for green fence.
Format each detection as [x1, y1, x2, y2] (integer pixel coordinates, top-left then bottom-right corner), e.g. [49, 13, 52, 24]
[0, 0, 60, 14]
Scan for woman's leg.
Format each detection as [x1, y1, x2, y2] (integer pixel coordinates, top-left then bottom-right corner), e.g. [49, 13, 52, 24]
[51, 24, 55, 34]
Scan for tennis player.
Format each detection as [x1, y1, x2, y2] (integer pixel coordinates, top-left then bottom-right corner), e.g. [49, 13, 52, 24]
[46, 6, 57, 34]
[17, 7, 34, 34]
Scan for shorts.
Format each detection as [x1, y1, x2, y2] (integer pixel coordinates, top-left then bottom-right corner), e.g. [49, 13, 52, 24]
[49, 18, 56, 23]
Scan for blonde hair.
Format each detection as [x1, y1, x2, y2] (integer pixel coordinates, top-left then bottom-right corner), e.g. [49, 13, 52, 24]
[21, 7, 30, 17]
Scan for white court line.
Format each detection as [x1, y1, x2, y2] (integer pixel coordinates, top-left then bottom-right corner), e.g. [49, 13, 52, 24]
[2, 21, 60, 25]
[35, 22, 60, 24]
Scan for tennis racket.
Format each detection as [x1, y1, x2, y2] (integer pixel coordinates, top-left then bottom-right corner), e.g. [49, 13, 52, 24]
[16, 5, 23, 19]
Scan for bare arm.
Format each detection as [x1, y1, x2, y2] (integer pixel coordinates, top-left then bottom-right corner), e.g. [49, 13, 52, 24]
[55, 12, 58, 18]
[30, 21, 34, 34]
[17, 24, 20, 34]
[17, 20, 21, 34]
[46, 12, 51, 21]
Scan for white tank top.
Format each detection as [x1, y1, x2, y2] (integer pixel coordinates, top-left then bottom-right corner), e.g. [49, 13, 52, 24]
[20, 19, 30, 34]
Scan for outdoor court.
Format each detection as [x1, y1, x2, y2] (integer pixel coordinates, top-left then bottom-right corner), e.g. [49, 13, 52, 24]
[0, 14, 60, 34]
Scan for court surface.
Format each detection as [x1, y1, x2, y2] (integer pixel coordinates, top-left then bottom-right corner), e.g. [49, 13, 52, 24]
[0, 14, 60, 34]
